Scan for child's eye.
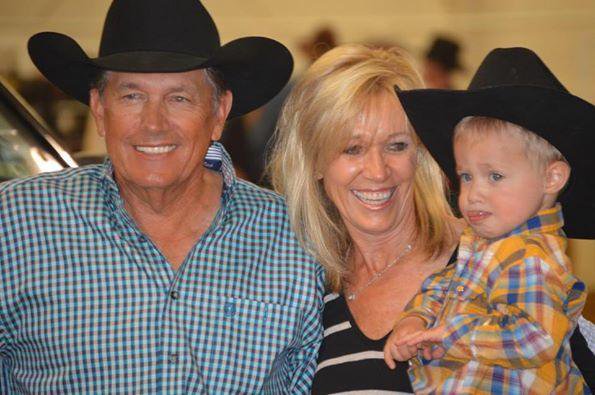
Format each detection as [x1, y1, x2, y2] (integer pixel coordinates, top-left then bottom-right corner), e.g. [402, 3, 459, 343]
[459, 173, 471, 183]
[343, 145, 363, 155]
[489, 172, 503, 182]
[387, 142, 408, 152]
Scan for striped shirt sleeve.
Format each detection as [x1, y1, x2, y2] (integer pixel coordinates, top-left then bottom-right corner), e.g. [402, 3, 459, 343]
[442, 237, 586, 369]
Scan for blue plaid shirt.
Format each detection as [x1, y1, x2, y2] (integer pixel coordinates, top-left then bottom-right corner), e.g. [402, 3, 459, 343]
[0, 143, 324, 394]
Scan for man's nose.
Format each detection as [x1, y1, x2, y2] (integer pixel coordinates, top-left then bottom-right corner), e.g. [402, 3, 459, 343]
[141, 100, 169, 132]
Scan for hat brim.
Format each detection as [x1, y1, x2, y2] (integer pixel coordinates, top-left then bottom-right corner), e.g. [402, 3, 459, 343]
[28, 32, 293, 117]
[398, 86, 595, 239]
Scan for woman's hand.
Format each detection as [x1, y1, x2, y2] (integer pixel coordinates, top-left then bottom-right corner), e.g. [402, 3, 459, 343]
[383, 316, 427, 368]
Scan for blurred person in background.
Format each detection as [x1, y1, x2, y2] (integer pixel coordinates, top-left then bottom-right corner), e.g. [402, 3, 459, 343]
[423, 36, 464, 89]
[248, 26, 338, 186]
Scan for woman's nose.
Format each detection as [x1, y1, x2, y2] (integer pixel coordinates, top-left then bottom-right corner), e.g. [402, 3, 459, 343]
[363, 150, 389, 181]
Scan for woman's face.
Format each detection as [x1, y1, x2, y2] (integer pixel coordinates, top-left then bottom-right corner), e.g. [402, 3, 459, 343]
[322, 92, 418, 238]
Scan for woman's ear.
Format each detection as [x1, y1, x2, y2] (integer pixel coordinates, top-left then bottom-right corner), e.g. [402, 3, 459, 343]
[544, 160, 571, 195]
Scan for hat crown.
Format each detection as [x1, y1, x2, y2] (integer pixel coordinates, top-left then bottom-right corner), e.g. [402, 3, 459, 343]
[99, 0, 220, 58]
[468, 47, 568, 92]
[426, 37, 461, 71]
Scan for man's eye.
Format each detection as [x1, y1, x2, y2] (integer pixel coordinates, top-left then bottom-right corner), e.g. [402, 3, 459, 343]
[343, 145, 363, 155]
[459, 173, 471, 183]
[122, 93, 141, 100]
[489, 172, 503, 182]
[172, 95, 190, 103]
[387, 142, 408, 152]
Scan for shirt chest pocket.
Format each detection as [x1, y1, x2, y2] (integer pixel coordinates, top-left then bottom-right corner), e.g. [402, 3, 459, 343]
[185, 297, 303, 391]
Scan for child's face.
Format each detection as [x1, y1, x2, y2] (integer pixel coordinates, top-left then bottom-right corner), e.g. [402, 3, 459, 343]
[454, 131, 548, 239]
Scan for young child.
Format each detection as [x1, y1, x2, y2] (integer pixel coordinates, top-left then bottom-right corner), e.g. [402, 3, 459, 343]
[384, 47, 594, 394]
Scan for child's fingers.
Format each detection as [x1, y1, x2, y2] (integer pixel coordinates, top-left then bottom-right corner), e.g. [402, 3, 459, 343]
[383, 344, 397, 369]
[395, 330, 424, 346]
[421, 343, 433, 360]
[431, 345, 446, 359]
[404, 330, 442, 347]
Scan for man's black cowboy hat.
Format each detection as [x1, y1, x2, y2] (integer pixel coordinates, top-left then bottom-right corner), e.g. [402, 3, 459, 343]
[397, 47, 595, 239]
[28, 0, 293, 118]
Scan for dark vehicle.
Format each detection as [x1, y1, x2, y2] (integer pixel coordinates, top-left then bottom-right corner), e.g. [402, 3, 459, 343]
[0, 76, 76, 182]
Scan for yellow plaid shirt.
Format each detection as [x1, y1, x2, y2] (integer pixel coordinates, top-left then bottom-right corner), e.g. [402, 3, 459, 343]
[403, 205, 589, 394]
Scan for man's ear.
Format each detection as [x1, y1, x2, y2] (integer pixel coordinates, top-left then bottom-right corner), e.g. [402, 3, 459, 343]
[545, 160, 571, 195]
[210, 90, 233, 142]
[89, 89, 106, 138]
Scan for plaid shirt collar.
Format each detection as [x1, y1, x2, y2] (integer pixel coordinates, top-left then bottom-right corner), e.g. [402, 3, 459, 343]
[463, 203, 565, 244]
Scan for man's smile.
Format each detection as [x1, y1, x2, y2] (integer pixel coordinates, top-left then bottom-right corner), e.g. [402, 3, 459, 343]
[134, 144, 177, 154]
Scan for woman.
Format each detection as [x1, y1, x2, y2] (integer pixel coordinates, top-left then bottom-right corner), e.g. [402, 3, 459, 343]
[271, 43, 595, 393]
[269, 44, 462, 393]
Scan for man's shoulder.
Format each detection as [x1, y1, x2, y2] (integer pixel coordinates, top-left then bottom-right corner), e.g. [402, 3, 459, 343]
[231, 179, 288, 213]
[0, 165, 105, 209]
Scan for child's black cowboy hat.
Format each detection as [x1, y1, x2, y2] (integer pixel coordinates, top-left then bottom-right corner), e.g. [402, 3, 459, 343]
[27, 0, 293, 118]
[397, 47, 595, 239]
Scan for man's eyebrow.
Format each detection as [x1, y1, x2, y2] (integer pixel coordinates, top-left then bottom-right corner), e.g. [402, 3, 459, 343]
[115, 82, 141, 91]
[168, 85, 197, 94]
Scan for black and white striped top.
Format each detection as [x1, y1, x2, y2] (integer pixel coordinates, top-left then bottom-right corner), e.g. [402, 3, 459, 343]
[311, 292, 414, 394]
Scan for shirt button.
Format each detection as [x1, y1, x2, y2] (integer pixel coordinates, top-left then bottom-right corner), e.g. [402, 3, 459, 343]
[170, 290, 180, 300]
[168, 353, 179, 364]
[224, 302, 236, 317]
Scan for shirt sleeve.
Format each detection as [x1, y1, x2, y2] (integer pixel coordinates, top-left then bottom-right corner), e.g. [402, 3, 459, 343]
[401, 264, 456, 326]
[286, 264, 325, 393]
[441, 238, 586, 369]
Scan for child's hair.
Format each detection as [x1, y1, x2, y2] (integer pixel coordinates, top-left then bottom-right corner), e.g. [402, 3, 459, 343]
[454, 116, 569, 175]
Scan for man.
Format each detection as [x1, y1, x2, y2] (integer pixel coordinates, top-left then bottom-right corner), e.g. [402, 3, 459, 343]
[0, 1, 323, 393]
[422, 36, 464, 89]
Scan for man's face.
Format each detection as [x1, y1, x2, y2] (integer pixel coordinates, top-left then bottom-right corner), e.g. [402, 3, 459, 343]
[90, 70, 231, 193]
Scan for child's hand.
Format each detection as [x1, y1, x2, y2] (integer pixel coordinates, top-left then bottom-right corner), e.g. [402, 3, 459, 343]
[399, 324, 447, 360]
[383, 316, 426, 369]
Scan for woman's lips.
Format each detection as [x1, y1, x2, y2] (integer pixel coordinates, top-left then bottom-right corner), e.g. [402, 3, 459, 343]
[351, 187, 396, 207]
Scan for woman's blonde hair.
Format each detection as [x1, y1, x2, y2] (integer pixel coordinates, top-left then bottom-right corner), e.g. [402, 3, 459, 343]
[269, 44, 457, 291]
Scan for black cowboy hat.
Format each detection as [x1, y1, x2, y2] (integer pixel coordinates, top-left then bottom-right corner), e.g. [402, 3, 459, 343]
[27, 0, 293, 118]
[397, 47, 595, 239]
[425, 37, 463, 71]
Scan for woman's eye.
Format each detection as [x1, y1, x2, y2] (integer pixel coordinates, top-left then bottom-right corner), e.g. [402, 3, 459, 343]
[387, 142, 408, 152]
[343, 145, 363, 155]
[459, 173, 471, 183]
[489, 172, 503, 182]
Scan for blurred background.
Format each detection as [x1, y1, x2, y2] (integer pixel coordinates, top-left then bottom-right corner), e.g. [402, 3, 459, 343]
[0, 0, 593, 317]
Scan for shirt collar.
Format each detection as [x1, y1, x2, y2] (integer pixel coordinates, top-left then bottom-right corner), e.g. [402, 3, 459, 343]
[99, 141, 237, 214]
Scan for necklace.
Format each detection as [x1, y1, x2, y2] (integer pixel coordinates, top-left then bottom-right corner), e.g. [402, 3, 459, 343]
[346, 244, 412, 301]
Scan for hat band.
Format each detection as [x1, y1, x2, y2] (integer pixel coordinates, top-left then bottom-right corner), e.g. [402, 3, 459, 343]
[92, 51, 209, 73]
